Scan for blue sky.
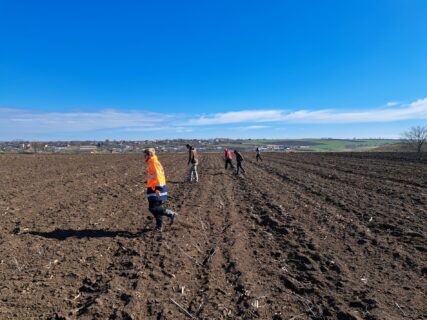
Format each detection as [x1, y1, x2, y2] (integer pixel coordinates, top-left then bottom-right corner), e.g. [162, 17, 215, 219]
[1, 0, 427, 140]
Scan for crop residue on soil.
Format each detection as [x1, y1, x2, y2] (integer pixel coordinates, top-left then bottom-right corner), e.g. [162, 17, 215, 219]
[0, 152, 426, 319]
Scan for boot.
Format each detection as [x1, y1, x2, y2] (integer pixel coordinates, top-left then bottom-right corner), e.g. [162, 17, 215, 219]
[153, 216, 163, 232]
[165, 209, 178, 225]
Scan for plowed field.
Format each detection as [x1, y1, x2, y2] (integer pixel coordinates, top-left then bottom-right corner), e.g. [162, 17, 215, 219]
[0, 152, 426, 320]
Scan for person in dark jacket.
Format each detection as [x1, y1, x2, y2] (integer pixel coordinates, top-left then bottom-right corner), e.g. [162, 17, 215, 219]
[256, 147, 263, 162]
[234, 149, 246, 175]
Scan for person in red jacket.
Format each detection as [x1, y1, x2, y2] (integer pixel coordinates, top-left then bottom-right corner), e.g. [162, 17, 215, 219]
[144, 148, 178, 232]
[224, 148, 234, 170]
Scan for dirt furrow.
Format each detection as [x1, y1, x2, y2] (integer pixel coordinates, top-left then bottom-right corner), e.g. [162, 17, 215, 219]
[267, 153, 427, 187]
[242, 157, 426, 319]
[248, 157, 426, 255]
[1, 153, 425, 319]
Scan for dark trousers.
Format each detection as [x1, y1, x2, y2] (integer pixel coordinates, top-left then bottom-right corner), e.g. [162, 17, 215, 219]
[236, 162, 245, 174]
[256, 154, 263, 161]
[225, 159, 234, 169]
[148, 200, 170, 228]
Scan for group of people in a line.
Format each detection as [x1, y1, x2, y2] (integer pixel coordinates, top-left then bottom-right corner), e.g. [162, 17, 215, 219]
[223, 148, 246, 175]
[143, 145, 263, 232]
[223, 147, 263, 172]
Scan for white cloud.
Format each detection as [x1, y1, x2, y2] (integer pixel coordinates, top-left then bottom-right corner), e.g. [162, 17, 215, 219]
[186, 110, 283, 125]
[2, 98, 427, 139]
[237, 125, 270, 130]
[0, 109, 175, 134]
[386, 101, 399, 107]
[282, 98, 427, 123]
[124, 126, 167, 132]
[186, 98, 427, 125]
[175, 127, 193, 133]
[125, 126, 194, 133]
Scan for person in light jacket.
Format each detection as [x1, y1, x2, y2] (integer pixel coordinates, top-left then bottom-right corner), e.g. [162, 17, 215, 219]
[186, 144, 199, 183]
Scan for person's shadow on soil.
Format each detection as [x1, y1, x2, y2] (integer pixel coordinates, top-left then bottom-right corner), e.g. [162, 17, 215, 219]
[167, 180, 181, 184]
[27, 228, 151, 240]
[210, 172, 225, 175]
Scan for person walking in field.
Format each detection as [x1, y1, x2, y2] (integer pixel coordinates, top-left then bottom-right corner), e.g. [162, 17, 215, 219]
[186, 144, 199, 183]
[144, 148, 178, 232]
[224, 148, 235, 170]
[234, 149, 246, 175]
[256, 147, 263, 162]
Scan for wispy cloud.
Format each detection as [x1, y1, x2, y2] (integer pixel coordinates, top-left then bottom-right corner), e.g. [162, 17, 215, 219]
[281, 98, 427, 123]
[237, 125, 270, 130]
[186, 110, 283, 125]
[0, 109, 175, 134]
[124, 126, 168, 132]
[386, 101, 399, 107]
[186, 98, 427, 125]
[175, 127, 193, 133]
[1, 98, 426, 139]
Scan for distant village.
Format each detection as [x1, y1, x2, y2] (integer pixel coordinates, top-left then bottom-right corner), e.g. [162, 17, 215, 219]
[0, 139, 296, 154]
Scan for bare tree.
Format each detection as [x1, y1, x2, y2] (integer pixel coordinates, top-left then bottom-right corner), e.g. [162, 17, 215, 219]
[402, 125, 427, 155]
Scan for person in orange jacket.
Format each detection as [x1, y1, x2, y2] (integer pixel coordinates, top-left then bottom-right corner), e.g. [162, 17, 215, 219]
[144, 148, 178, 232]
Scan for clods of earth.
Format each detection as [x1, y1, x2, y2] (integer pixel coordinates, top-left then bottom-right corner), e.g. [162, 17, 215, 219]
[0, 152, 425, 319]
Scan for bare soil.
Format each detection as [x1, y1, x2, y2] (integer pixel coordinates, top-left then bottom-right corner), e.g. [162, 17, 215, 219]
[0, 152, 426, 320]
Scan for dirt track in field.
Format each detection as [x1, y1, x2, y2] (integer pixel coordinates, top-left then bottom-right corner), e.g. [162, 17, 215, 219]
[0, 152, 426, 320]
